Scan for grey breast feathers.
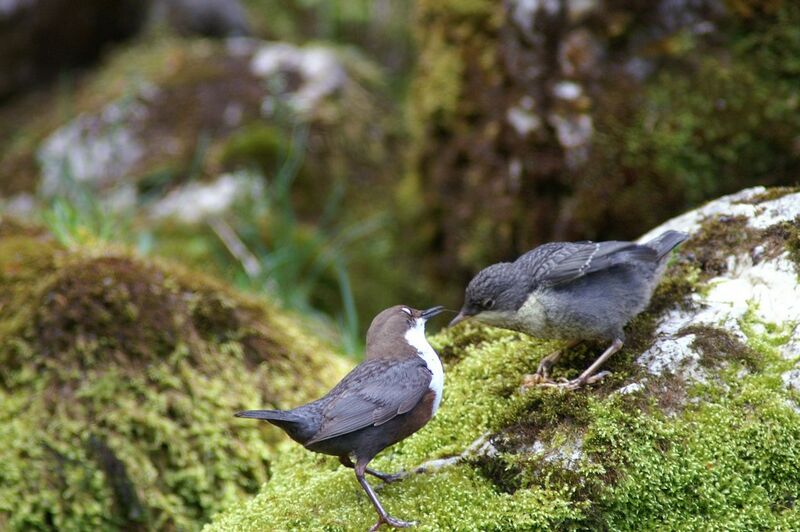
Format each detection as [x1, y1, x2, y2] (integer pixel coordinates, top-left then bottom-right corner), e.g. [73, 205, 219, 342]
[305, 357, 432, 446]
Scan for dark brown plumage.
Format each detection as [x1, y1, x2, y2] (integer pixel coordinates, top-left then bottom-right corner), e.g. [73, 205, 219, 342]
[236, 305, 445, 530]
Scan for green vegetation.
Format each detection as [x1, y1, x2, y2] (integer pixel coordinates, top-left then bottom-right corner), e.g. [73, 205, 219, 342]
[0, 221, 350, 530]
[208, 204, 800, 530]
[208, 315, 800, 531]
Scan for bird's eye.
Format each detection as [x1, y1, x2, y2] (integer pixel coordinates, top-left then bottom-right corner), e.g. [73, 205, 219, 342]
[483, 298, 495, 310]
[401, 307, 412, 316]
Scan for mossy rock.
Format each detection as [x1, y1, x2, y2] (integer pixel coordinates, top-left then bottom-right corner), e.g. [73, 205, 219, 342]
[0, 36, 400, 221]
[209, 187, 800, 530]
[0, 219, 350, 530]
[405, 0, 800, 292]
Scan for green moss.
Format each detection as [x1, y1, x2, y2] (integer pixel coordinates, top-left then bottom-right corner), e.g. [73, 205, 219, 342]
[0, 221, 349, 530]
[739, 306, 797, 360]
[217, 124, 287, 174]
[737, 186, 800, 204]
[209, 270, 800, 531]
[770, 216, 800, 268]
[0, 38, 211, 196]
[682, 324, 763, 372]
[575, 3, 800, 240]
[409, 33, 464, 132]
[676, 210, 800, 284]
[681, 215, 756, 279]
[588, 389, 800, 530]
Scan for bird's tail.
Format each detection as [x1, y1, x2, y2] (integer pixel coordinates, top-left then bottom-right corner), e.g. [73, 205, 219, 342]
[235, 409, 301, 423]
[235, 408, 316, 443]
[645, 230, 688, 260]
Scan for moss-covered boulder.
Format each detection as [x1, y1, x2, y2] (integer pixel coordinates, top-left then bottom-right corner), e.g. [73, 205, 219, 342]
[0, 219, 349, 530]
[0, 36, 399, 218]
[209, 187, 800, 530]
[406, 0, 800, 288]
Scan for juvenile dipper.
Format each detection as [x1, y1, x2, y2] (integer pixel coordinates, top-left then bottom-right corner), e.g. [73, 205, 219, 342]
[236, 305, 445, 530]
[449, 231, 687, 390]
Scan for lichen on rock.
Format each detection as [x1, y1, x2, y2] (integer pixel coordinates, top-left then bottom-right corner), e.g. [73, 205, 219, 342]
[0, 219, 349, 530]
[208, 187, 800, 530]
[637, 187, 800, 384]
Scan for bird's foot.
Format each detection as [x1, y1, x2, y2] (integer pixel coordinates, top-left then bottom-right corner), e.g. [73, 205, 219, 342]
[520, 372, 572, 391]
[521, 342, 583, 391]
[373, 472, 407, 492]
[371, 470, 407, 484]
[521, 372, 543, 388]
[369, 514, 416, 531]
[535, 351, 560, 379]
[537, 371, 611, 391]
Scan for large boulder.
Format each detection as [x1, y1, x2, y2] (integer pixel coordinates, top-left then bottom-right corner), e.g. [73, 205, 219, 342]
[405, 0, 800, 288]
[208, 186, 800, 530]
[0, 219, 349, 530]
[0, 36, 399, 219]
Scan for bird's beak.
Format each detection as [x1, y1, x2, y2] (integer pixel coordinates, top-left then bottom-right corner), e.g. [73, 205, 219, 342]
[421, 305, 445, 320]
[448, 310, 471, 327]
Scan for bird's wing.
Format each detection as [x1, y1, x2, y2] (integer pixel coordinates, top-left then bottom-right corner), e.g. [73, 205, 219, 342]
[521, 241, 658, 287]
[305, 357, 432, 445]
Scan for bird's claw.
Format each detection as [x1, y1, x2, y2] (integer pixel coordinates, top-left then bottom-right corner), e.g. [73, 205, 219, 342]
[535, 351, 561, 378]
[585, 371, 611, 385]
[520, 373, 571, 391]
[521, 372, 546, 388]
[372, 471, 408, 492]
[526, 370, 611, 391]
[369, 515, 416, 530]
[379, 472, 406, 484]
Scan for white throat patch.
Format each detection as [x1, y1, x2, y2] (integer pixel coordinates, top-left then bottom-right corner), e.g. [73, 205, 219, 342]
[405, 318, 444, 415]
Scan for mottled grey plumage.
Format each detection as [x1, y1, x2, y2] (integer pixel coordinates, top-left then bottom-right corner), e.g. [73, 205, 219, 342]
[236, 305, 445, 530]
[451, 230, 688, 389]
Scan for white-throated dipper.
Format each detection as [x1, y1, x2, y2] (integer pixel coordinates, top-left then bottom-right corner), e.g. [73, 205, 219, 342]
[449, 231, 687, 390]
[236, 305, 445, 530]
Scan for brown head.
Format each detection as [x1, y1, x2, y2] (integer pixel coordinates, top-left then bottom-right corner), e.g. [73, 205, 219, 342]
[365, 305, 444, 359]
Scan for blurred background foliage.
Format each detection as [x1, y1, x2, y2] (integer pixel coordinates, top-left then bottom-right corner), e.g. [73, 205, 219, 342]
[1, 0, 799, 353]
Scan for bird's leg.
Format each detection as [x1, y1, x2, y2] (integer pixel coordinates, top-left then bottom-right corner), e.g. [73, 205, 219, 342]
[547, 338, 622, 390]
[340, 455, 407, 484]
[356, 457, 416, 531]
[521, 340, 582, 388]
[574, 338, 623, 385]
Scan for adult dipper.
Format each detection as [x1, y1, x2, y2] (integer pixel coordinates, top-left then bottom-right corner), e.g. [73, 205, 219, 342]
[236, 305, 445, 530]
[449, 231, 687, 390]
